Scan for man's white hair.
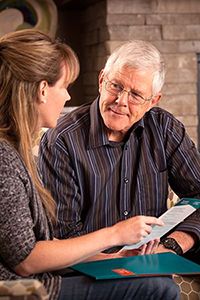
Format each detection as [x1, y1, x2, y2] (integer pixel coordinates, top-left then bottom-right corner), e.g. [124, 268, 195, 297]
[103, 40, 165, 95]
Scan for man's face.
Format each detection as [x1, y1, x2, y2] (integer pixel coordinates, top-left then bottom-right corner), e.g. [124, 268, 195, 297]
[98, 66, 161, 141]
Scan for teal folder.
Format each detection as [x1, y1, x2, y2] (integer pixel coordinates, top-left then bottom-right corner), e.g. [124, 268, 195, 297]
[176, 198, 200, 209]
[71, 253, 200, 280]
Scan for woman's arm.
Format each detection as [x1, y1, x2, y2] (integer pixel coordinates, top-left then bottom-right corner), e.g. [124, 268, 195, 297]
[15, 215, 163, 276]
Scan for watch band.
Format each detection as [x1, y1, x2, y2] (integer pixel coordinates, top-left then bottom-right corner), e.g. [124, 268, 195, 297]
[160, 237, 183, 255]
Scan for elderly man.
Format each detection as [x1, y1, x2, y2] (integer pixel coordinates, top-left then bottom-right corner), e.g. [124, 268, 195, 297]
[39, 40, 200, 263]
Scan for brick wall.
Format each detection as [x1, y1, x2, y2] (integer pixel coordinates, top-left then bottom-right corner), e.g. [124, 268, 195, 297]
[80, 0, 200, 145]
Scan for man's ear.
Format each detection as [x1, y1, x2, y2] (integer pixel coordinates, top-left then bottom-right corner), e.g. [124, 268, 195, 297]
[146, 93, 162, 112]
[151, 93, 162, 106]
[38, 80, 48, 104]
[98, 69, 104, 93]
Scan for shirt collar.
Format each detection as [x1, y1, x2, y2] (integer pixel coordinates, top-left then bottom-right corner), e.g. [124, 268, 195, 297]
[88, 97, 109, 148]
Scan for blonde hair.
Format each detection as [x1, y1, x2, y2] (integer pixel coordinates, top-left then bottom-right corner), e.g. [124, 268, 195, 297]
[0, 29, 79, 221]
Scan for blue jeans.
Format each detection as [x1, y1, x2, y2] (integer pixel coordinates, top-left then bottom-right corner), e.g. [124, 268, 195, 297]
[58, 274, 180, 300]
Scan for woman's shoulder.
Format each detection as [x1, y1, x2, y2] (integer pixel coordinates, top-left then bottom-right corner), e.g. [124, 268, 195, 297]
[0, 140, 18, 160]
[0, 141, 25, 174]
[0, 140, 34, 204]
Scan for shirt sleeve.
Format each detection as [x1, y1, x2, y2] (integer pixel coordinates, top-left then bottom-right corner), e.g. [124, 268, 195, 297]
[165, 115, 200, 248]
[38, 132, 85, 239]
[0, 151, 36, 269]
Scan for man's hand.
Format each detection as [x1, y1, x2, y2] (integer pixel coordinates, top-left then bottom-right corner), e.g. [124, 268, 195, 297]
[118, 239, 160, 257]
[155, 243, 177, 254]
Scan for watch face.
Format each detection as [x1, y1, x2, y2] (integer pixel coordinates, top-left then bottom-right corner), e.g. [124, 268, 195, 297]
[164, 238, 176, 248]
[162, 238, 183, 255]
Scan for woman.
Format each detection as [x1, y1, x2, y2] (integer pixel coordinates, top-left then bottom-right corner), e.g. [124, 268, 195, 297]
[0, 29, 179, 300]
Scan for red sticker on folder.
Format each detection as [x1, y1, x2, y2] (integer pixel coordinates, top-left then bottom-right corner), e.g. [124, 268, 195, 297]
[112, 268, 135, 276]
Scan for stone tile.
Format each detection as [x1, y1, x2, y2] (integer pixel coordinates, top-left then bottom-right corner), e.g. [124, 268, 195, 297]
[163, 25, 200, 40]
[107, 0, 156, 14]
[107, 14, 145, 25]
[165, 68, 197, 83]
[163, 83, 197, 95]
[156, 0, 200, 13]
[147, 14, 200, 25]
[159, 94, 197, 115]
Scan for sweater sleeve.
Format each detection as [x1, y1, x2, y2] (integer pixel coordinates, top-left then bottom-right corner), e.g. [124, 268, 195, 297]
[0, 146, 36, 269]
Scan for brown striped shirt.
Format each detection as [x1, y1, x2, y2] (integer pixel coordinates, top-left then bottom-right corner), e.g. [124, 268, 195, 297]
[38, 98, 200, 253]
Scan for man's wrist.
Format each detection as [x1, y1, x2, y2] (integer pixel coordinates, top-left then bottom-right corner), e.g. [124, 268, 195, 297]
[160, 237, 183, 255]
[158, 243, 177, 254]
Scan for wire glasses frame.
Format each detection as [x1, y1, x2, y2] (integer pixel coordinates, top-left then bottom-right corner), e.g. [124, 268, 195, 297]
[104, 79, 153, 105]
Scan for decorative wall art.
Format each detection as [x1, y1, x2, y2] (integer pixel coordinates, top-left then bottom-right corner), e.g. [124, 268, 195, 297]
[0, 0, 58, 37]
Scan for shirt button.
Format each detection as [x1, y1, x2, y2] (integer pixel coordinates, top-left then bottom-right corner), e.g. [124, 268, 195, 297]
[124, 210, 129, 216]
[124, 177, 129, 183]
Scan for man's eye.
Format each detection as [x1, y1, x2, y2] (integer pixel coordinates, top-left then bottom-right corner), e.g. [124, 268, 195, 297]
[111, 83, 122, 91]
[130, 91, 142, 99]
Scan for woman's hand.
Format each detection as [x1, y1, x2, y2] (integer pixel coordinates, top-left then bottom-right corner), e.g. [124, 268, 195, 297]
[112, 215, 164, 246]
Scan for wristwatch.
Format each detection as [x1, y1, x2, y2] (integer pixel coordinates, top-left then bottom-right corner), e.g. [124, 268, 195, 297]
[160, 237, 183, 255]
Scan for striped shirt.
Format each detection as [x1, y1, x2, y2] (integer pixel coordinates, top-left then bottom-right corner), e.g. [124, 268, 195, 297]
[38, 98, 200, 252]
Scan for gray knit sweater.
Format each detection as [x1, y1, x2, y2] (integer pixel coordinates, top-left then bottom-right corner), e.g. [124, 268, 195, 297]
[0, 141, 61, 299]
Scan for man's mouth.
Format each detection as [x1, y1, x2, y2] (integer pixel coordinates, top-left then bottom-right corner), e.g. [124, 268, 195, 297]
[109, 107, 128, 116]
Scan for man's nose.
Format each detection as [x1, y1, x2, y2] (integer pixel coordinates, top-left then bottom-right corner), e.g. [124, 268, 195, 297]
[116, 89, 130, 105]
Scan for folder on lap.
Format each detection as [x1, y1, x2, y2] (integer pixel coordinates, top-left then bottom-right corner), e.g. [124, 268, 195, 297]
[71, 253, 200, 280]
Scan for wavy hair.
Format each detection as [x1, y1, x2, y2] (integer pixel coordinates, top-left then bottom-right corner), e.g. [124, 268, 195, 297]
[0, 29, 79, 221]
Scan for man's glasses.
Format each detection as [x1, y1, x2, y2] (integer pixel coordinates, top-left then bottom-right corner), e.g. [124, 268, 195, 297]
[104, 79, 153, 105]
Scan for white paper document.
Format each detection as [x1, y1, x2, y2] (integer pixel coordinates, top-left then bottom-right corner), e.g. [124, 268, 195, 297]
[122, 204, 196, 250]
